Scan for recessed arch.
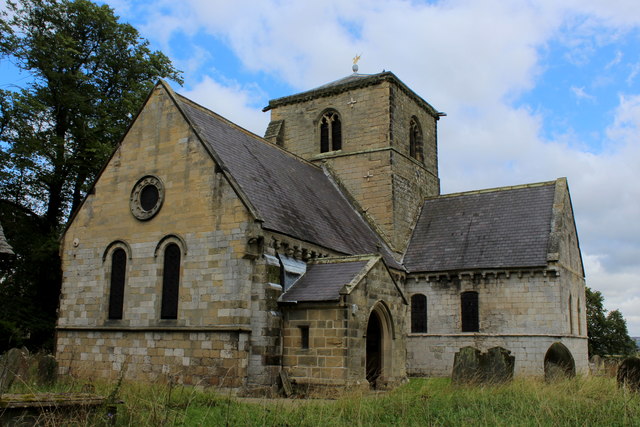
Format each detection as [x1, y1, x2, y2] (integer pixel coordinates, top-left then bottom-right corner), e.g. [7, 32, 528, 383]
[154, 234, 188, 258]
[102, 240, 132, 263]
[318, 109, 342, 153]
[544, 342, 576, 380]
[409, 116, 423, 163]
[365, 301, 395, 387]
[102, 241, 131, 320]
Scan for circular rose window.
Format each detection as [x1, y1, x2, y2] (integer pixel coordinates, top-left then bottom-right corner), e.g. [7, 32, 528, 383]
[130, 175, 165, 221]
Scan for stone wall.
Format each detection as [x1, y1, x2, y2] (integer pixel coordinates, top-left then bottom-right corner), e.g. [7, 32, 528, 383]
[282, 306, 349, 386]
[57, 86, 258, 385]
[267, 79, 440, 254]
[345, 260, 408, 386]
[57, 330, 249, 387]
[405, 268, 588, 377]
[281, 258, 407, 387]
[407, 334, 588, 377]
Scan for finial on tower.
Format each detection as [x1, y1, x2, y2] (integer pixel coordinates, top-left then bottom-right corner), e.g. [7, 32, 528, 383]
[352, 54, 361, 73]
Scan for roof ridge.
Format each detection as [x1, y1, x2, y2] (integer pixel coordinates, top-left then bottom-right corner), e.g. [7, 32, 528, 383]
[431, 179, 559, 200]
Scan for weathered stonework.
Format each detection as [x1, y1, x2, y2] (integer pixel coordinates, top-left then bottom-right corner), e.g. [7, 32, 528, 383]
[56, 71, 589, 392]
[266, 75, 440, 253]
[57, 86, 257, 386]
[404, 179, 588, 377]
[281, 257, 407, 388]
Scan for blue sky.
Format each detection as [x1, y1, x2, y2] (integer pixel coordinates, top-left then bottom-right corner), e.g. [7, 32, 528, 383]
[2, 0, 640, 335]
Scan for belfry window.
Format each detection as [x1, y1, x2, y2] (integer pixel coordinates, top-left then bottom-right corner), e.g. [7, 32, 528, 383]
[461, 291, 479, 332]
[108, 248, 127, 320]
[161, 243, 181, 319]
[320, 110, 342, 152]
[411, 294, 427, 333]
[409, 117, 423, 163]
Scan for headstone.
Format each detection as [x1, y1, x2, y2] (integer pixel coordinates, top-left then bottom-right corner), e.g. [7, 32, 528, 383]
[0, 348, 27, 393]
[36, 354, 58, 386]
[480, 346, 515, 383]
[451, 346, 482, 384]
[616, 357, 640, 392]
[279, 370, 293, 397]
[589, 355, 603, 375]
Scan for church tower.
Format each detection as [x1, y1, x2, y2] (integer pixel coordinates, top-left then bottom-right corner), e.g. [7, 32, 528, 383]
[263, 70, 444, 254]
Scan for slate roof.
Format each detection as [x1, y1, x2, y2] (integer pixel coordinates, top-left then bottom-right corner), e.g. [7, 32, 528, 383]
[279, 259, 369, 303]
[404, 182, 556, 273]
[174, 93, 402, 270]
[0, 223, 14, 256]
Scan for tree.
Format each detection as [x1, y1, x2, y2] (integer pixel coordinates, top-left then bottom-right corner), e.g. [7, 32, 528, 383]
[586, 287, 637, 357]
[0, 0, 182, 230]
[0, 0, 182, 352]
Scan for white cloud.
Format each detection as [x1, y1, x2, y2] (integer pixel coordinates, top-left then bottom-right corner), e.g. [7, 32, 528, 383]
[104, 0, 640, 334]
[571, 86, 596, 102]
[178, 76, 269, 135]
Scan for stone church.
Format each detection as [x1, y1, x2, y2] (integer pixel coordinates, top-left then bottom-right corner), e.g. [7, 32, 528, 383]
[56, 70, 588, 390]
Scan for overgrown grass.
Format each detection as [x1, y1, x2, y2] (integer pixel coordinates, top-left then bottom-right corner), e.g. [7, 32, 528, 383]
[3, 376, 640, 426]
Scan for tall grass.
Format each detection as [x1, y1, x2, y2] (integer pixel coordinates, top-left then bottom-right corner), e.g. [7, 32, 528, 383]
[3, 376, 639, 426]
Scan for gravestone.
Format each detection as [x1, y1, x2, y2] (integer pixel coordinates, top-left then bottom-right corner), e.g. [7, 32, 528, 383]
[451, 346, 482, 384]
[480, 346, 515, 383]
[36, 354, 58, 386]
[589, 355, 603, 375]
[0, 348, 28, 393]
[616, 357, 640, 392]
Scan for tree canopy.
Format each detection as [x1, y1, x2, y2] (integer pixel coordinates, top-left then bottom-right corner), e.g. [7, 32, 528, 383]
[586, 287, 637, 357]
[0, 0, 182, 352]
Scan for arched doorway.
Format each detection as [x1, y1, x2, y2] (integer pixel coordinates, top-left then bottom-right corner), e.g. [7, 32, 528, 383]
[544, 342, 576, 380]
[366, 311, 382, 385]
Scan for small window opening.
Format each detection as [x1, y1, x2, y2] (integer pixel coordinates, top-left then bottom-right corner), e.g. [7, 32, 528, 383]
[300, 326, 310, 349]
[320, 111, 342, 153]
[409, 117, 423, 163]
[461, 291, 479, 332]
[161, 243, 181, 319]
[411, 294, 427, 333]
[108, 248, 127, 320]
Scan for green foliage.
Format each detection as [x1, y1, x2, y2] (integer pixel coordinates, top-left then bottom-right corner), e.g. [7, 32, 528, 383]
[586, 287, 638, 357]
[0, 0, 182, 352]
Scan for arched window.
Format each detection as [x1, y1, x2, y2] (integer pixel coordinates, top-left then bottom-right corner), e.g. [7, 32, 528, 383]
[409, 117, 423, 163]
[108, 248, 127, 320]
[461, 291, 479, 332]
[411, 294, 427, 333]
[161, 243, 181, 319]
[320, 110, 342, 153]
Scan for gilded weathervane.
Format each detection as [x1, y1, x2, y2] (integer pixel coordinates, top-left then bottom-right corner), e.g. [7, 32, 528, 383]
[352, 54, 361, 73]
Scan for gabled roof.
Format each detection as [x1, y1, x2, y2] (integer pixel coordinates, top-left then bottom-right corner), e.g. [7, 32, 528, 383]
[171, 88, 402, 270]
[404, 181, 557, 273]
[263, 71, 441, 119]
[0, 223, 14, 256]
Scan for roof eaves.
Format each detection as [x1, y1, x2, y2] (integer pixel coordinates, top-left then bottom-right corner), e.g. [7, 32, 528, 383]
[263, 71, 441, 119]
